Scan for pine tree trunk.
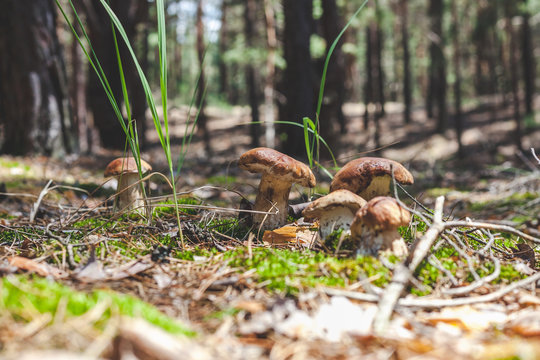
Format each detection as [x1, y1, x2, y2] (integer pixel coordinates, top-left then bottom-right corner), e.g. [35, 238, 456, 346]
[399, 0, 412, 124]
[521, 2, 535, 116]
[506, 5, 522, 151]
[263, 0, 277, 148]
[245, 0, 260, 147]
[451, 0, 464, 159]
[218, 0, 229, 97]
[0, 0, 75, 156]
[281, 0, 314, 157]
[427, 0, 447, 133]
[319, 0, 347, 151]
[196, 0, 210, 154]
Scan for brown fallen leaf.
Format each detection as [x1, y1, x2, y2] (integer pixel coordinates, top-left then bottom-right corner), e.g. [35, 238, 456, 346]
[262, 225, 317, 246]
[8, 256, 66, 278]
[512, 243, 536, 268]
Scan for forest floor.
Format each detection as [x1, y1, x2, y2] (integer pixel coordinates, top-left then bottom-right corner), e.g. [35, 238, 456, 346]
[0, 100, 539, 359]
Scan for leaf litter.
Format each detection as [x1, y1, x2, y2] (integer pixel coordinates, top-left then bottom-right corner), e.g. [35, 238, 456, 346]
[0, 151, 539, 359]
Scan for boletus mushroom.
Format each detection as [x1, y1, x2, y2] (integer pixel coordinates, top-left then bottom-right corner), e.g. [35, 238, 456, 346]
[330, 157, 413, 200]
[302, 189, 367, 239]
[104, 157, 152, 213]
[238, 147, 315, 229]
[350, 196, 410, 256]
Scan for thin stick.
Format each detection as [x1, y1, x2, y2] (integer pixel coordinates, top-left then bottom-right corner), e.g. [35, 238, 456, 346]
[322, 270, 540, 308]
[373, 196, 446, 334]
[30, 180, 53, 223]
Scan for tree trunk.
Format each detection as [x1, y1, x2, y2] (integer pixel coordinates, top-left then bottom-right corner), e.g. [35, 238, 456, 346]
[245, 0, 261, 147]
[451, 0, 464, 159]
[0, 0, 75, 156]
[427, 0, 447, 133]
[399, 0, 412, 124]
[263, 0, 277, 148]
[521, 1, 535, 116]
[281, 0, 314, 157]
[506, 4, 522, 151]
[84, 0, 147, 150]
[218, 0, 229, 97]
[196, 0, 210, 154]
[319, 0, 347, 149]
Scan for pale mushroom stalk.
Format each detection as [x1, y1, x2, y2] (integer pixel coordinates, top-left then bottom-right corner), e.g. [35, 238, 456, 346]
[252, 173, 294, 229]
[356, 225, 409, 257]
[104, 157, 152, 214]
[116, 173, 146, 212]
[302, 189, 367, 240]
[351, 196, 410, 256]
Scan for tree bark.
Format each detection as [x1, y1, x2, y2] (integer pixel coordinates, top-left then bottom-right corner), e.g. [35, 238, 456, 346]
[506, 4, 522, 151]
[427, 0, 447, 133]
[281, 0, 314, 157]
[521, 1, 535, 116]
[263, 0, 277, 148]
[218, 0, 229, 97]
[0, 0, 75, 156]
[451, 0, 464, 159]
[245, 0, 261, 147]
[196, 0, 210, 154]
[83, 0, 147, 150]
[319, 0, 347, 149]
[399, 0, 412, 124]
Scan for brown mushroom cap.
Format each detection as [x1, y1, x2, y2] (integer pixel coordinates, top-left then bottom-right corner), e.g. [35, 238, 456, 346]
[238, 147, 316, 187]
[353, 196, 411, 231]
[330, 157, 413, 194]
[104, 157, 152, 177]
[303, 189, 367, 218]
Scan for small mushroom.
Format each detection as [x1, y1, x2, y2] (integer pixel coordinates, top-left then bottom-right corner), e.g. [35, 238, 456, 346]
[302, 189, 367, 239]
[330, 157, 413, 200]
[104, 157, 152, 213]
[350, 196, 410, 256]
[238, 147, 316, 229]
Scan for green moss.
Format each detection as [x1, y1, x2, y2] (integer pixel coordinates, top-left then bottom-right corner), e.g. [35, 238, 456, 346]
[225, 248, 391, 294]
[174, 247, 218, 261]
[200, 217, 251, 239]
[153, 197, 200, 216]
[0, 275, 194, 336]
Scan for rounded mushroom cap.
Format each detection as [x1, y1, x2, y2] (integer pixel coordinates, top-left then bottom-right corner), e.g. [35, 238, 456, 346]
[330, 157, 413, 194]
[104, 157, 152, 177]
[352, 196, 411, 231]
[238, 147, 316, 187]
[303, 189, 367, 218]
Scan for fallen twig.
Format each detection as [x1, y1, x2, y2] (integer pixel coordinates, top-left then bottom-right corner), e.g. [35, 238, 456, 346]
[322, 270, 540, 308]
[373, 196, 446, 334]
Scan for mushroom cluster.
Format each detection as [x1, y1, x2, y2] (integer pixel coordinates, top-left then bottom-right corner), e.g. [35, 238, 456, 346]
[288, 157, 412, 255]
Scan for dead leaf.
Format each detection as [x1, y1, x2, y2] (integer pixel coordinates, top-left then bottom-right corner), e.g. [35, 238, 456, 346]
[262, 225, 317, 246]
[8, 256, 66, 278]
[512, 243, 536, 268]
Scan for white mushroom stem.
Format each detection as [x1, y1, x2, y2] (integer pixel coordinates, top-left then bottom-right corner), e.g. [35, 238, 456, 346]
[355, 227, 409, 257]
[360, 175, 392, 200]
[318, 207, 356, 239]
[115, 174, 146, 213]
[252, 173, 292, 229]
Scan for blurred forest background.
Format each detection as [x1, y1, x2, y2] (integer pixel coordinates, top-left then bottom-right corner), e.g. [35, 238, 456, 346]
[0, 0, 538, 167]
